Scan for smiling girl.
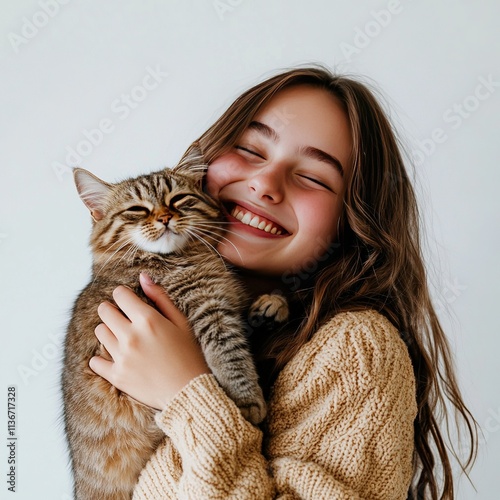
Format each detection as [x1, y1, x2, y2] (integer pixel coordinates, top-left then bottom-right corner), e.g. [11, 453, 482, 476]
[90, 66, 477, 499]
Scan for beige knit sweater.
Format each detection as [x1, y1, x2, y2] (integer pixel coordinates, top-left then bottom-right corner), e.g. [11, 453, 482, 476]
[133, 309, 417, 499]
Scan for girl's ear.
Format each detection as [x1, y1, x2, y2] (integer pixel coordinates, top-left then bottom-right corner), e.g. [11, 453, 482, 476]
[73, 168, 112, 221]
[171, 145, 207, 187]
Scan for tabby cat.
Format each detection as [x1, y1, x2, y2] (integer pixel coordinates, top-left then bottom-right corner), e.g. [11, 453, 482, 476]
[62, 153, 269, 499]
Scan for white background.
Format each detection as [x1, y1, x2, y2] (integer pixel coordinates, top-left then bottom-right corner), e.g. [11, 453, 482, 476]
[1, 1, 499, 498]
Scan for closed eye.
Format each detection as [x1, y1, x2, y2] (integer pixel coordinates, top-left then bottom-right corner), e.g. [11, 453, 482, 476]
[169, 193, 200, 210]
[169, 194, 188, 206]
[297, 174, 335, 192]
[235, 145, 266, 160]
[126, 205, 150, 213]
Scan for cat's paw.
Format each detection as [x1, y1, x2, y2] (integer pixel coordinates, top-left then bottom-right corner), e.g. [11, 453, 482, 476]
[249, 293, 289, 328]
[236, 393, 267, 425]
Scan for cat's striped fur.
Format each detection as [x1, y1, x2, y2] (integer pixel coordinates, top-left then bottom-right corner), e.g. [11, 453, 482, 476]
[62, 157, 266, 499]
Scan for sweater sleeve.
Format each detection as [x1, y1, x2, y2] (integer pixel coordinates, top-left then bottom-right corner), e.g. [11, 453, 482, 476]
[133, 310, 417, 499]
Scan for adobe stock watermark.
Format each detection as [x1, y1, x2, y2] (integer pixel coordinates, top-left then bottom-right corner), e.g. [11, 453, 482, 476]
[282, 237, 340, 292]
[17, 332, 65, 385]
[8, 0, 71, 54]
[213, 0, 244, 21]
[267, 106, 296, 133]
[411, 74, 499, 166]
[433, 276, 467, 316]
[339, 0, 405, 63]
[52, 64, 168, 182]
[478, 407, 500, 446]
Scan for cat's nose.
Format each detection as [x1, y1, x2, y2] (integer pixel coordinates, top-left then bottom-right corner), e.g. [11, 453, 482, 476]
[157, 213, 172, 226]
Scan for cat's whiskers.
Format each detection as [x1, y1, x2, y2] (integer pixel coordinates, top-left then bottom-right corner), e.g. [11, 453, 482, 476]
[187, 226, 244, 265]
[112, 240, 142, 271]
[176, 215, 231, 237]
[183, 228, 228, 269]
[181, 218, 257, 242]
[181, 220, 235, 225]
[177, 216, 250, 262]
[178, 217, 253, 241]
[92, 236, 137, 283]
[186, 221, 253, 252]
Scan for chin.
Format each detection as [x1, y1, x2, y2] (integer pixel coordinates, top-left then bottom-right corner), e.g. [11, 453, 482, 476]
[132, 232, 188, 255]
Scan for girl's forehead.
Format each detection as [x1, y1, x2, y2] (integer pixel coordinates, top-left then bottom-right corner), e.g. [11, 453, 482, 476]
[250, 85, 352, 172]
[257, 84, 342, 114]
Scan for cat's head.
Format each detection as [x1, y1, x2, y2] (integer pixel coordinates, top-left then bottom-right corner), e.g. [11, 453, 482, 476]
[73, 162, 221, 257]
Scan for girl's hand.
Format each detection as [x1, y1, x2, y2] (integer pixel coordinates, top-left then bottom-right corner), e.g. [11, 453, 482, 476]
[89, 273, 210, 410]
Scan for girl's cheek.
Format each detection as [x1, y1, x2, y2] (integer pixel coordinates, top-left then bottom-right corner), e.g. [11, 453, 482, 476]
[204, 171, 220, 198]
[206, 153, 247, 194]
[298, 196, 340, 241]
[205, 160, 228, 197]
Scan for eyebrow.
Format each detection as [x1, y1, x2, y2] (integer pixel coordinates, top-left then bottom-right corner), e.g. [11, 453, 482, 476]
[247, 120, 344, 177]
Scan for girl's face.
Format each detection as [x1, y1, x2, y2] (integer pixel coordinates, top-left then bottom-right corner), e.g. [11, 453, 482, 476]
[205, 85, 352, 277]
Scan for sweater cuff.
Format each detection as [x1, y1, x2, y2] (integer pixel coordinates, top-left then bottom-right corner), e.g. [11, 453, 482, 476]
[155, 374, 261, 454]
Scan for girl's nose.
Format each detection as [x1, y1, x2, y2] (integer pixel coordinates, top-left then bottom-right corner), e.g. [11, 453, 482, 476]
[247, 165, 284, 203]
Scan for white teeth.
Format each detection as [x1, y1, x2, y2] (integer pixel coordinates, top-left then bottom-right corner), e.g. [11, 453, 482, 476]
[230, 205, 285, 235]
[249, 216, 260, 228]
[241, 212, 252, 224]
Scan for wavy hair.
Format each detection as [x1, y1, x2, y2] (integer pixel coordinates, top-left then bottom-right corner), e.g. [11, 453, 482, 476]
[178, 66, 478, 499]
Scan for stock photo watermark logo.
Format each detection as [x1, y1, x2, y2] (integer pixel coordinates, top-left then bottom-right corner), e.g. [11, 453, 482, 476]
[8, 0, 71, 53]
[433, 276, 467, 315]
[213, 0, 244, 21]
[52, 64, 168, 182]
[282, 237, 340, 292]
[411, 74, 499, 166]
[479, 407, 500, 446]
[17, 332, 64, 385]
[339, 0, 404, 62]
[266, 106, 296, 132]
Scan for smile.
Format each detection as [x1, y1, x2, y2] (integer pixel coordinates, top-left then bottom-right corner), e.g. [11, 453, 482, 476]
[229, 204, 288, 235]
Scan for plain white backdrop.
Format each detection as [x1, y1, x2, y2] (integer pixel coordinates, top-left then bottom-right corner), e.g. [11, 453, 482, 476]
[1, 1, 499, 498]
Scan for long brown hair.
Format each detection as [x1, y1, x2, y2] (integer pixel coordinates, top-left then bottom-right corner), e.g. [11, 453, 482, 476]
[179, 66, 478, 499]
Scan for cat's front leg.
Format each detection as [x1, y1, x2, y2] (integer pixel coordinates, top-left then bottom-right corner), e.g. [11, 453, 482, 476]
[193, 311, 266, 425]
[248, 293, 289, 329]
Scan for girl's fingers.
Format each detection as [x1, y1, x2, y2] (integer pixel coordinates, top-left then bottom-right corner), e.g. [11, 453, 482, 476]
[89, 355, 113, 382]
[97, 299, 130, 337]
[111, 285, 159, 324]
[94, 323, 118, 356]
[139, 273, 191, 331]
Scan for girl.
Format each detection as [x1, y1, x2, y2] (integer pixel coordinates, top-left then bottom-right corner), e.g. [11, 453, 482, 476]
[90, 66, 478, 499]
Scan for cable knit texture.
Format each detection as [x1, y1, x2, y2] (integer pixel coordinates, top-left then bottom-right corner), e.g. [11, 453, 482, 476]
[133, 309, 417, 499]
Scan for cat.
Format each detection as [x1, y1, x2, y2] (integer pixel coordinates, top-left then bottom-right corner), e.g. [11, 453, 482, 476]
[62, 151, 275, 499]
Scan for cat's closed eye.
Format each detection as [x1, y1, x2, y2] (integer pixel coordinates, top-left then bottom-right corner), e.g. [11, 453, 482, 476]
[126, 205, 150, 214]
[169, 193, 196, 209]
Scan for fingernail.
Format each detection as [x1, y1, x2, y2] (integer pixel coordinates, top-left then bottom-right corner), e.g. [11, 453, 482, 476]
[140, 272, 155, 285]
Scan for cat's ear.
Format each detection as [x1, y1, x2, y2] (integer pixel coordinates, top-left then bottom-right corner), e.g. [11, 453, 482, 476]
[172, 145, 207, 186]
[73, 168, 112, 221]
